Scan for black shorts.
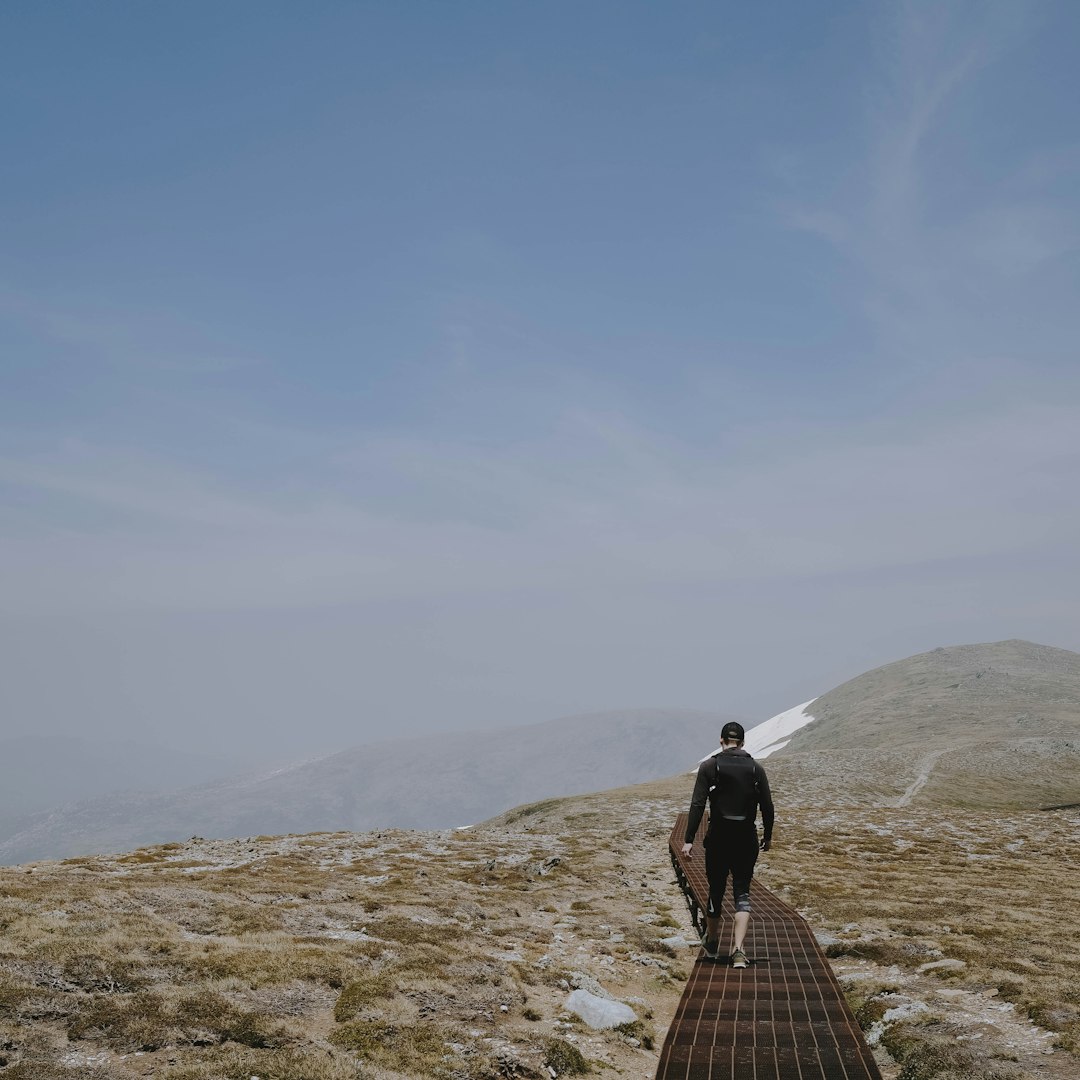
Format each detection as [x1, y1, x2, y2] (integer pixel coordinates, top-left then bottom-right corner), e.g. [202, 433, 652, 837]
[704, 819, 758, 916]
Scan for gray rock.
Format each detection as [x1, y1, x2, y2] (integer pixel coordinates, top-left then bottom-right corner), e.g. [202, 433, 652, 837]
[564, 989, 636, 1029]
[569, 971, 609, 998]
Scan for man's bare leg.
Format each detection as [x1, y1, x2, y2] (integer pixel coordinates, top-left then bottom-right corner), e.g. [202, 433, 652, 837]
[732, 911, 749, 952]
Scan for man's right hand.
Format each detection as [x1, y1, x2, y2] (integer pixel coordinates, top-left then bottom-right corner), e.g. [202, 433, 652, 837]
[760, 838, 771, 852]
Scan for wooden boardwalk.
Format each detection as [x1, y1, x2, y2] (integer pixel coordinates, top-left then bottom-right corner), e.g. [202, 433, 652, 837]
[657, 814, 883, 1080]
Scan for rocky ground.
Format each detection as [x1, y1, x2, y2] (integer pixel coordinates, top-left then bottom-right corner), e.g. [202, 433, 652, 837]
[754, 801, 1080, 1080]
[0, 790, 693, 1079]
[1, 765, 1077, 1080]
[499, 775, 1080, 1080]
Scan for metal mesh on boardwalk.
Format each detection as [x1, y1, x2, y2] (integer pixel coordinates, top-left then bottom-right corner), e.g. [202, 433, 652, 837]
[657, 814, 883, 1080]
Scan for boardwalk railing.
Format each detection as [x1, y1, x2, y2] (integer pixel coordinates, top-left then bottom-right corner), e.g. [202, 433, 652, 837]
[657, 813, 884, 1080]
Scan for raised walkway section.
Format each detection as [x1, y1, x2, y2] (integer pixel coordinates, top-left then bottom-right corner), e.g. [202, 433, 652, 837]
[657, 813, 883, 1080]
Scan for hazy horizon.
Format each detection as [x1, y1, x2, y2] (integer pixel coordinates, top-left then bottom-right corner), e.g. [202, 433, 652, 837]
[3, 2, 1080, 762]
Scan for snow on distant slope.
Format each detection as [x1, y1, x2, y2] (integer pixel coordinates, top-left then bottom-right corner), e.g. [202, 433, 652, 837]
[746, 700, 817, 758]
[699, 700, 817, 764]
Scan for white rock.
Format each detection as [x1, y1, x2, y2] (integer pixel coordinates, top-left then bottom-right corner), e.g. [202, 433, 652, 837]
[564, 989, 637, 1030]
[569, 971, 609, 998]
[917, 958, 966, 973]
[866, 999, 932, 1045]
[883, 1000, 931, 1024]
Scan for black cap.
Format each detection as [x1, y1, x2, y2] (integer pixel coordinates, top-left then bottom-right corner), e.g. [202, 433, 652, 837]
[721, 721, 745, 742]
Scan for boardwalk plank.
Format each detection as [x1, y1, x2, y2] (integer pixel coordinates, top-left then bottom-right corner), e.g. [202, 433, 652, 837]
[657, 814, 884, 1080]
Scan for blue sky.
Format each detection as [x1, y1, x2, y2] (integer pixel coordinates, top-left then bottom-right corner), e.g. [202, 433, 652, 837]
[2, 1, 1079, 758]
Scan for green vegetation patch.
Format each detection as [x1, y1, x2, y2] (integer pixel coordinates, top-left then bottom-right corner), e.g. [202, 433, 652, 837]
[881, 1022, 1023, 1080]
[825, 938, 939, 967]
[0, 982, 62, 1022]
[116, 851, 164, 864]
[543, 1037, 591, 1075]
[614, 1018, 655, 1050]
[504, 798, 564, 823]
[373, 913, 462, 946]
[0, 1065, 121, 1080]
[853, 995, 891, 1029]
[333, 973, 396, 1021]
[66, 989, 286, 1052]
[330, 1019, 450, 1074]
[55, 950, 150, 993]
[162, 1046, 364, 1080]
[183, 939, 370, 987]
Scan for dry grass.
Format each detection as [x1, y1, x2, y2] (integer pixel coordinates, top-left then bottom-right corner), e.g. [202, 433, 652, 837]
[159, 1047, 365, 1080]
[749, 803, 1080, 1077]
[4, 761, 1073, 1079]
[758, 809, 1080, 1040]
[0, 814, 688, 1077]
[490, 771, 1080, 1080]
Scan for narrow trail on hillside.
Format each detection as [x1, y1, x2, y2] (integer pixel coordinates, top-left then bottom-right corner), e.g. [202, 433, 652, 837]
[896, 748, 950, 807]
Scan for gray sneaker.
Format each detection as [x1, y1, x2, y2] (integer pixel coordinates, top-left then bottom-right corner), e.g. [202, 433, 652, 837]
[730, 948, 749, 969]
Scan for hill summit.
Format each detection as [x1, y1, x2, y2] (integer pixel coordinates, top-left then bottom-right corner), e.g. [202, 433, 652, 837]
[769, 640, 1080, 811]
[790, 639, 1080, 751]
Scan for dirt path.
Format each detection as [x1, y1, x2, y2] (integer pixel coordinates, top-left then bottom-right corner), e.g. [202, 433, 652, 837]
[895, 748, 949, 807]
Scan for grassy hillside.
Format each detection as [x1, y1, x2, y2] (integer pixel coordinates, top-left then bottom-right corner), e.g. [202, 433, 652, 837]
[779, 640, 1080, 810]
[793, 640, 1080, 750]
[748, 794, 1080, 1078]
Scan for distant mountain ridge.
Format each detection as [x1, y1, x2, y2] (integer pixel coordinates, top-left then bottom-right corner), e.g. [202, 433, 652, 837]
[0, 708, 741, 865]
[0, 735, 244, 846]
[8, 639, 1079, 863]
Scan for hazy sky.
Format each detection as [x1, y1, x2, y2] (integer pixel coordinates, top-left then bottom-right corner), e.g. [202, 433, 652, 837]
[3, 1, 1079, 761]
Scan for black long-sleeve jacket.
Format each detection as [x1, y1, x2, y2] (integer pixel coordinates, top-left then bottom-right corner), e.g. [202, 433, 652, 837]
[684, 747, 774, 845]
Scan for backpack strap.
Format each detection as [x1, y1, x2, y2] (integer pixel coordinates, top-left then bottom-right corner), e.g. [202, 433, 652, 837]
[709, 753, 723, 794]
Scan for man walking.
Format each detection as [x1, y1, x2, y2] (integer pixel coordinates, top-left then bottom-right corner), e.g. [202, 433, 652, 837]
[681, 721, 774, 967]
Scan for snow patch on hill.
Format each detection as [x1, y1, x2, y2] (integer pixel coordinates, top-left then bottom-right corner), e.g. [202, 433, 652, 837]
[700, 700, 818, 763]
[747, 699, 817, 758]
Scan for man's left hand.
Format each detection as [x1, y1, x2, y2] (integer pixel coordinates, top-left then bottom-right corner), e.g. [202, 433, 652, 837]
[681, 842, 694, 859]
